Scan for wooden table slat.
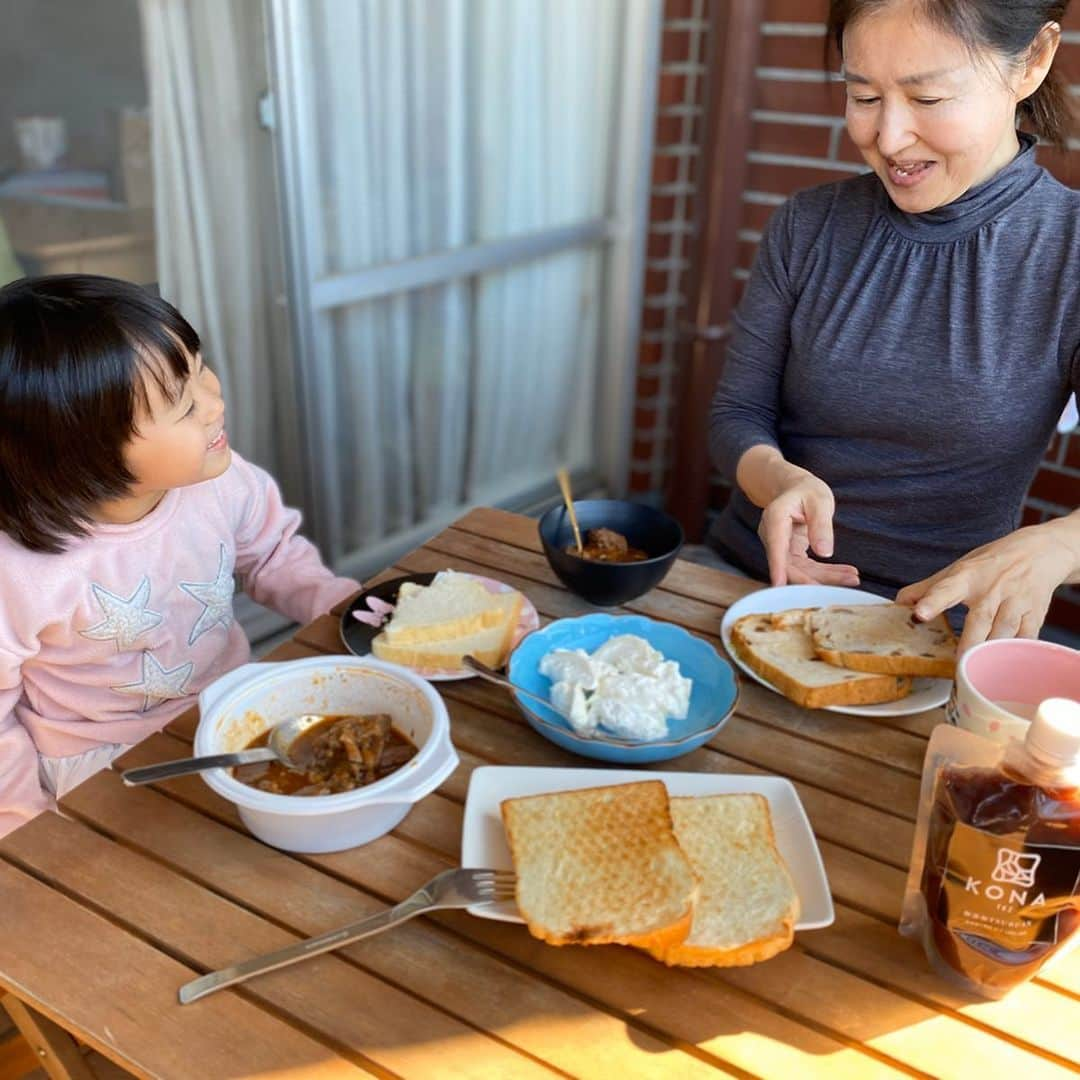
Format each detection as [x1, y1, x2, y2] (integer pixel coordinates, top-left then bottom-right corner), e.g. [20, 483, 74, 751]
[0, 859, 373, 1079]
[425, 527, 759, 633]
[450, 506, 765, 608]
[441, 673, 933, 777]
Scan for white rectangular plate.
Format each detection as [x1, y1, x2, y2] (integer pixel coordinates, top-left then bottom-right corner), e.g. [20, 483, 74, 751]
[461, 765, 835, 929]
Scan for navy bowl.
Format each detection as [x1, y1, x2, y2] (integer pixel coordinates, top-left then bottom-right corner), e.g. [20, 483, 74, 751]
[507, 613, 738, 763]
[539, 498, 684, 607]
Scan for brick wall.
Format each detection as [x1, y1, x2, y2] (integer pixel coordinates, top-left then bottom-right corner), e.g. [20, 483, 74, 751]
[630, 0, 710, 497]
[632, 0, 1080, 631]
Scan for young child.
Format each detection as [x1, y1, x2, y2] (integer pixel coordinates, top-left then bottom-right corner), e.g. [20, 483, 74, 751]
[0, 274, 360, 837]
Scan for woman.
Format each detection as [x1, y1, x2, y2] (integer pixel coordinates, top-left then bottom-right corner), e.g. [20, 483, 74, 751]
[708, 0, 1080, 651]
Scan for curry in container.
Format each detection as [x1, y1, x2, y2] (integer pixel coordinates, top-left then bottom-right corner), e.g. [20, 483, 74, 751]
[234, 714, 417, 796]
[566, 527, 648, 563]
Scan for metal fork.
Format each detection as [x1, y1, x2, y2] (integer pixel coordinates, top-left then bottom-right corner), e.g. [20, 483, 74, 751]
[178, 867, 516, 1005]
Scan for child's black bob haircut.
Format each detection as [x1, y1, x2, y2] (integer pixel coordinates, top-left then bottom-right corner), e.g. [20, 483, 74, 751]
[0, 274, 201, 553]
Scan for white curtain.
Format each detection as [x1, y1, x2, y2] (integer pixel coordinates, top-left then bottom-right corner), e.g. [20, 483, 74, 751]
[301, 0, 620, 564]
[139, 0, 298, 493]
[140, 0, 628, 570]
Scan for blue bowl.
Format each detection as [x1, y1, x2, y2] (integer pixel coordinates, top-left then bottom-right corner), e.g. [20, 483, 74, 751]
[507, 613, 739, 764]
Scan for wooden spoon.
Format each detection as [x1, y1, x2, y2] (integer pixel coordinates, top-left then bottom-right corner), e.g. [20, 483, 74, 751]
[556, 467, 584, 555]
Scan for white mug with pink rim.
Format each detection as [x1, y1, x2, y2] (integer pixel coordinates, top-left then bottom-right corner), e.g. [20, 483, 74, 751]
[946, 638, 1080, 744]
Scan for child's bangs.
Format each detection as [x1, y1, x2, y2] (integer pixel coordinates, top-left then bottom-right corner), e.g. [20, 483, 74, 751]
[128, 320, 200, 412]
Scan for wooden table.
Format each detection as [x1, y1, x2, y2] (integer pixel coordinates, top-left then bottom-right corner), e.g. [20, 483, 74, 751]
[2, 508, 1077, 1079]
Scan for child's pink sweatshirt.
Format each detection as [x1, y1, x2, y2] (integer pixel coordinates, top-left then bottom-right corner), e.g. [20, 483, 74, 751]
[0, 453, 359, 836]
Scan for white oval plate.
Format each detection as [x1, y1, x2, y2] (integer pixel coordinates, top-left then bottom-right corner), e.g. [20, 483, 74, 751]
[720, 584, 951, 717]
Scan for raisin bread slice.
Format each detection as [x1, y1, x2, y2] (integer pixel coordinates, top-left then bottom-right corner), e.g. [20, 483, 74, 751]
[731, 612, 912, 710]
[807, 604, 956, 679]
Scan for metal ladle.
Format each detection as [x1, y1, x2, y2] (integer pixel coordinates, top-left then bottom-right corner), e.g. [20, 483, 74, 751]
[462, 655, 564, 714]
[121, 714, 328, 786]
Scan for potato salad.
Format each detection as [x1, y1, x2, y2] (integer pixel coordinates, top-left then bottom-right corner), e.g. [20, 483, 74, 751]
[538, 634, 692, 741]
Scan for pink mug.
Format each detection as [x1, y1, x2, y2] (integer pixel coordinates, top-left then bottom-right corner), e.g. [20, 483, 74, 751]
[946, 638, 1080, 744]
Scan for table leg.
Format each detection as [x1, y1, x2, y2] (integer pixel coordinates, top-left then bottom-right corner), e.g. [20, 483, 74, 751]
[1, 994, 95, 1080]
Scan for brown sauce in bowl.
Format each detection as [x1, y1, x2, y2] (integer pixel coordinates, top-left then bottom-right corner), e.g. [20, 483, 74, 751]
[234, 713, 417, 796]
[566, 527, 648, 563]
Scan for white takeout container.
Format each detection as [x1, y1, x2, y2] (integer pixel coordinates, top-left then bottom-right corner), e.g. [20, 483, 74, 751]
[193, 655, 458, 853]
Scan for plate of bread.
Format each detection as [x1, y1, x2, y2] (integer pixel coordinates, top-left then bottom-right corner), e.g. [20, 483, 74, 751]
[341, 569, 539, 681]
[462, 767, 833, 967]
[721, 585, 955, 716]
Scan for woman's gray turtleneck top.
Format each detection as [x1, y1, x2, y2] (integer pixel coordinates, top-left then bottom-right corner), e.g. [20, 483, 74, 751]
[708, 134, 1080, 594]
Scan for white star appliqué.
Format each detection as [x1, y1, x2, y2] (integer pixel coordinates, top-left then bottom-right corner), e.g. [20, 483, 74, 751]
[180, 543, 236, 645]
[113, 651, 194, 712]
[81, 576, 163, 651]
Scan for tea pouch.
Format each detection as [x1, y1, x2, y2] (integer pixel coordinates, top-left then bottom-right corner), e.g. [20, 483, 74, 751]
[900, 723, 1080, 999]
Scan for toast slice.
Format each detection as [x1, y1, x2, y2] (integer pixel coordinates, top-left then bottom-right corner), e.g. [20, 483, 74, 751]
[372, 588, 522, 671]
[646, 794, 800, 967]
[501, 781, 698, 950]
[807, 604, 957, 678]
[383, 570, 510, 646]
[731, 612, 912, 709]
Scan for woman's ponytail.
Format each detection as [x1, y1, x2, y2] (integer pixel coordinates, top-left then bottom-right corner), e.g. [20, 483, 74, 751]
[1019, 59, 1073, 151]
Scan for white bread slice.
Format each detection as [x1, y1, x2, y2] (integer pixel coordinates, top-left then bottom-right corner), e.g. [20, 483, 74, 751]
[807, 604, 957, 678]
[372, 589, 522, 671]
[501, 781, 698, 951]
[731, 612, 912, 710]
[646, 794, 800, 967]
[383, 570, 509, 646]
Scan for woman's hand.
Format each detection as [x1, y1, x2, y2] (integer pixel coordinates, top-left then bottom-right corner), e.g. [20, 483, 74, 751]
[896, 514, 1080, 653]
[757, 472, 861, 587]
[735, 445, 859, 587]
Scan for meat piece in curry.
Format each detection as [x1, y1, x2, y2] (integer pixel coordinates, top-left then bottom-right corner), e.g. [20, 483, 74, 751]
[567, 527, 648, 563]
[234, 713, 417, 796]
